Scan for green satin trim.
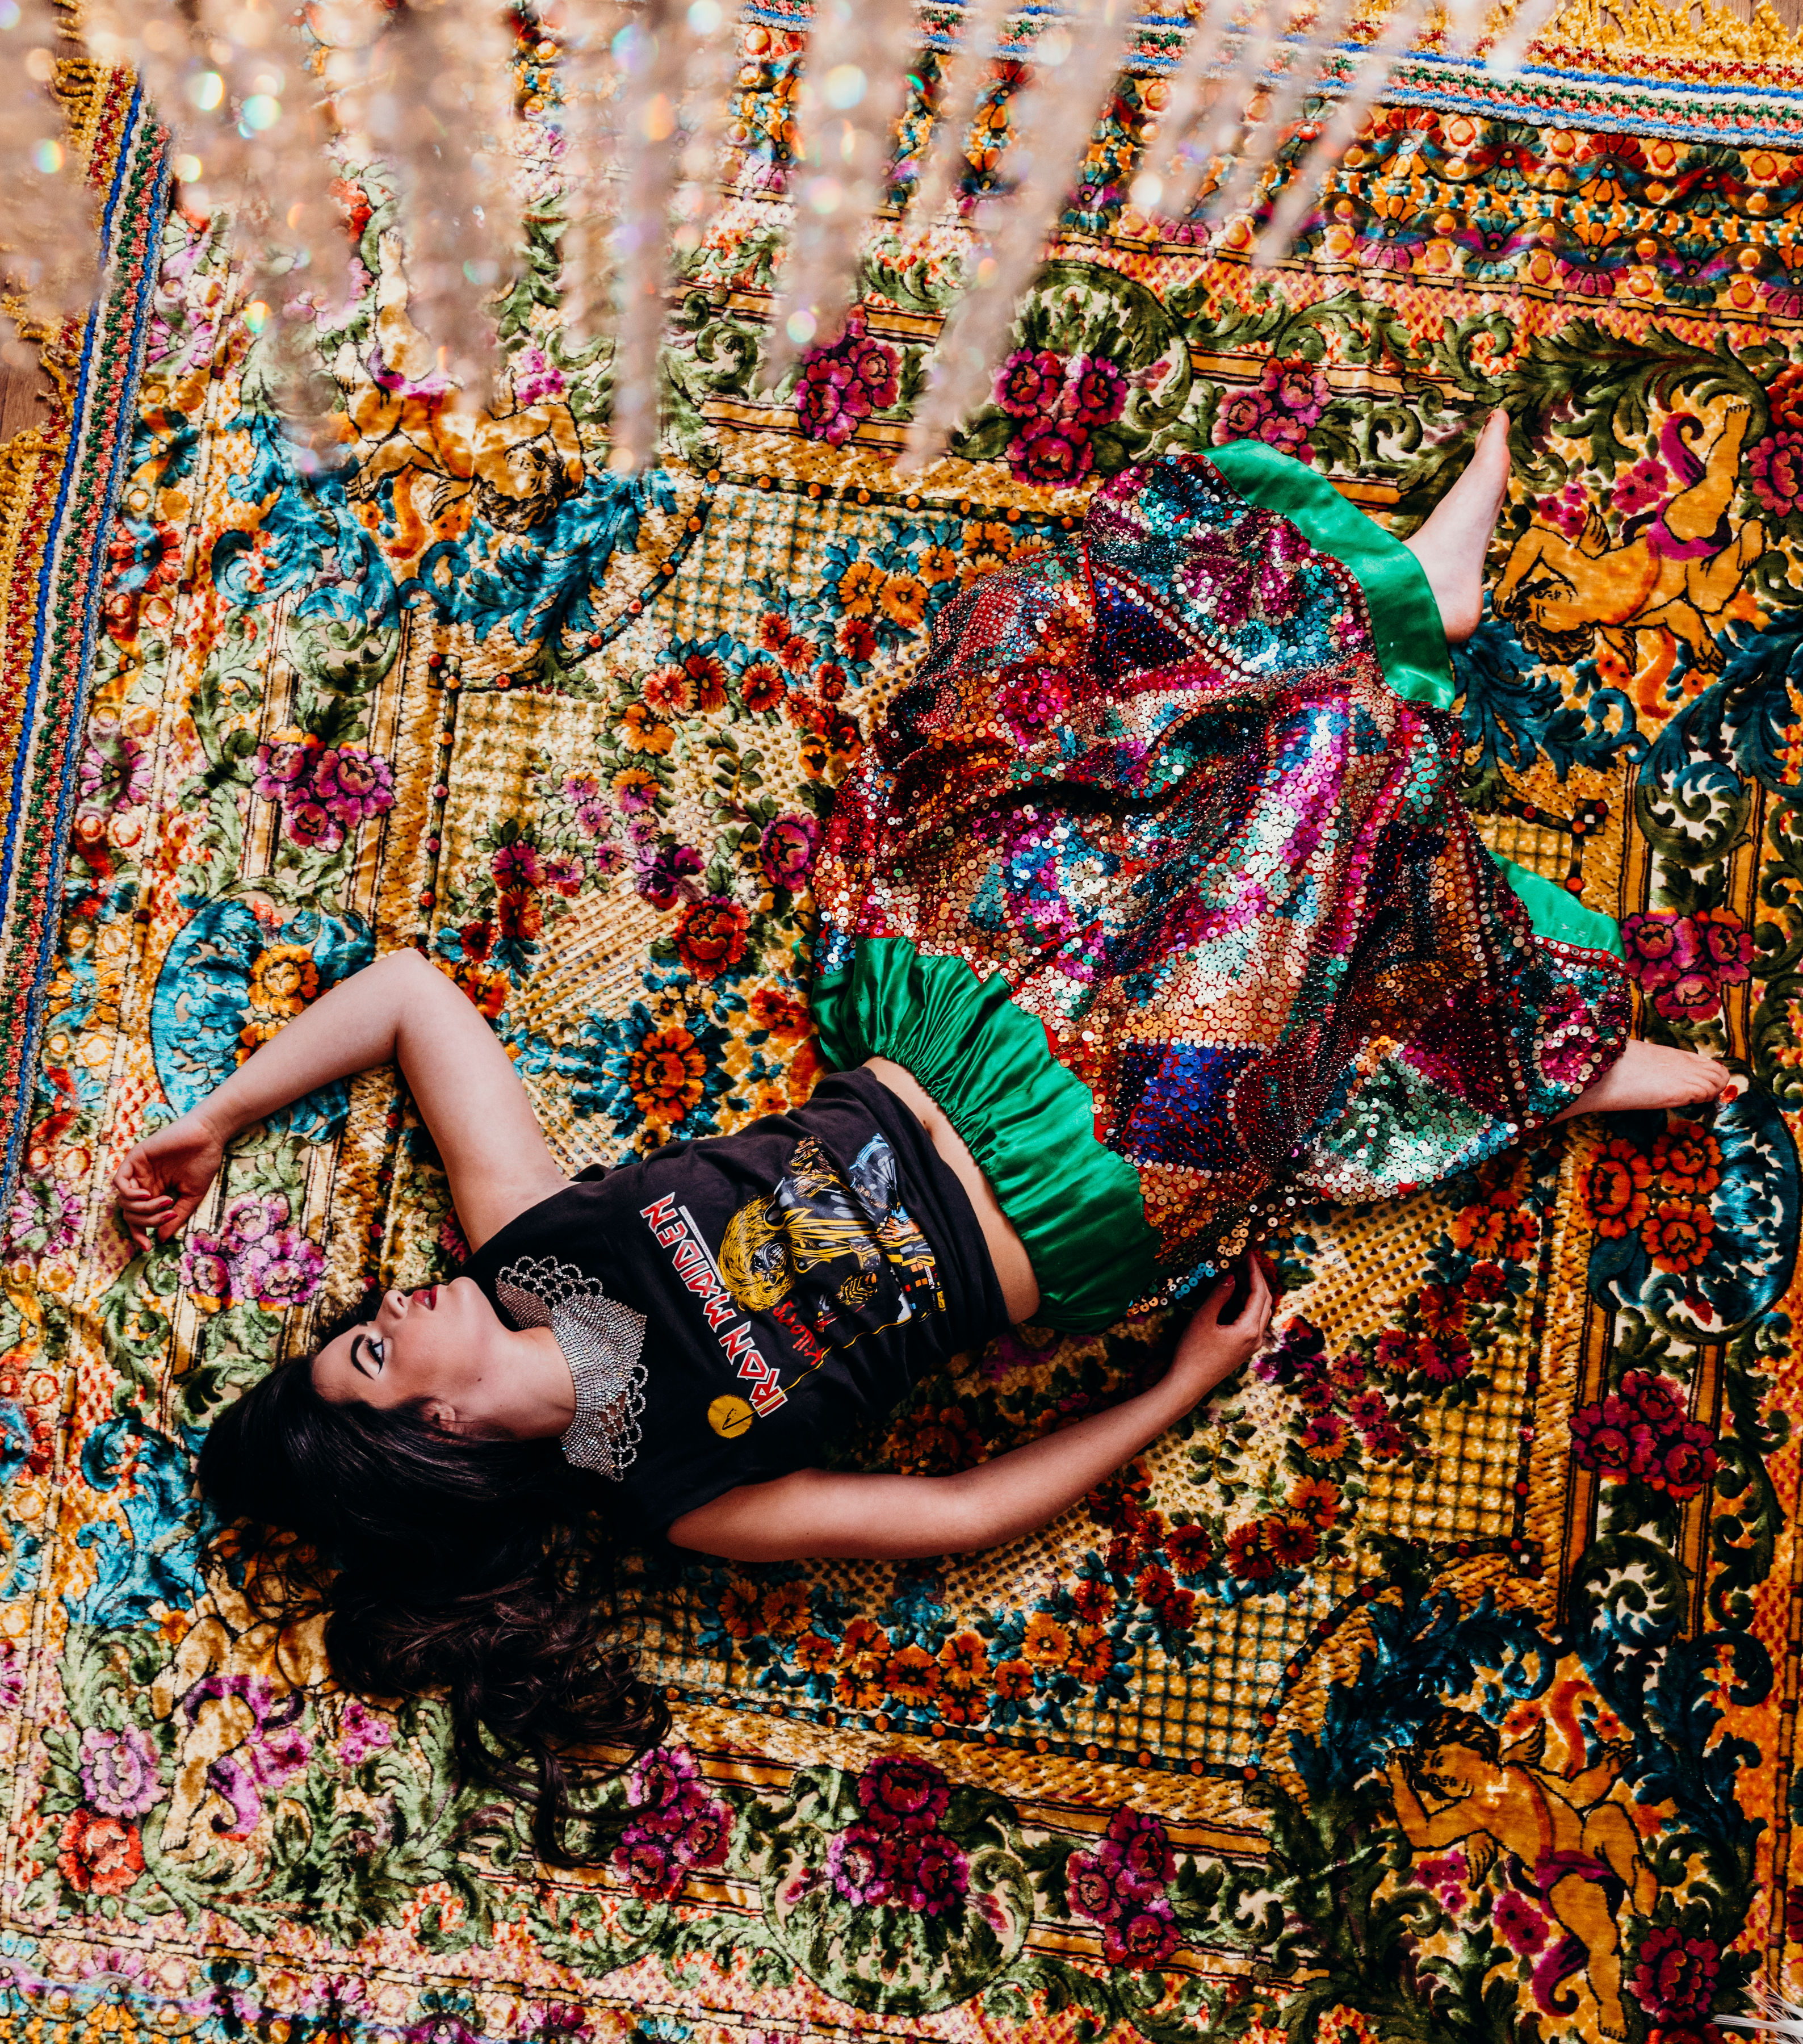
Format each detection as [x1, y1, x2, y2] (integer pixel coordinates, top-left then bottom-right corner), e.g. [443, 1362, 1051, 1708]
[810, 938, 1162, 1334]
[1494, 856, 1625, 959]
[1206, 437, 1456, 711]
[1210, 438, 1624, 961]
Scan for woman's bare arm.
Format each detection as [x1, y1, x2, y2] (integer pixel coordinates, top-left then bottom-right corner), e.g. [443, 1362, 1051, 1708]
[112, 950, 567, 1253]
[667, 1265, 1272, 1562]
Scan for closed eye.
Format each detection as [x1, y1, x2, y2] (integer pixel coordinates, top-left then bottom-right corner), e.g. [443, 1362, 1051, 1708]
[351, 1331, 386, 1379]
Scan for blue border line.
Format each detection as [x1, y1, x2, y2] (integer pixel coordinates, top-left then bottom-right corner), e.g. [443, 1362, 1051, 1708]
[0, 86, 170, 1218]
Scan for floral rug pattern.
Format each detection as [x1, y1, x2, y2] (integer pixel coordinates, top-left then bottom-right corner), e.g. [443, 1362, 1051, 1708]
[2, 3, 1802, 2039]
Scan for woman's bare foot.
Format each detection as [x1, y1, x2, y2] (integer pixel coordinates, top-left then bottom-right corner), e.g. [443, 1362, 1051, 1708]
[1404, 409, 1513, 644]
[1554, 1039, 1733, 1121]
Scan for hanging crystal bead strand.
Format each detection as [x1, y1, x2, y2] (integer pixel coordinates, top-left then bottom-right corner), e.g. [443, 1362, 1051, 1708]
[1253, 0, 1429, 263]
[903, 0, 1139, 472]
[0, 0, 100, 318]
[901, 0, 1012, 242]
[761, 0, 924, 385]
[1200, 0, 1355, 237]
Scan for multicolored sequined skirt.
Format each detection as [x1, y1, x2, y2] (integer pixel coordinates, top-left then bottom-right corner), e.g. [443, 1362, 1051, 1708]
[811, 447, 1630, 1331]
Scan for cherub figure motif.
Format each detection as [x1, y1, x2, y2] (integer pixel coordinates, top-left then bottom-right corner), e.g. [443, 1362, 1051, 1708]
[337, 232, 585, 545]
[1385, 1708, 1658, 2041]
[1493, 392, 1766, 683]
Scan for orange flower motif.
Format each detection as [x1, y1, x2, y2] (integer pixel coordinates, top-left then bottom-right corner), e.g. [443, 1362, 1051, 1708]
[1583, 1138, 1654, 1239]
[1286, 1476, 1341, 1529]
[938, 1630, 991, 1693]
[760, 1581, 810, 1638]
[620, 702, 674, 755]
[628, 1026, 707, 1125]
[793, 1631, 837, 1672]
[1266, 1515, 1318, 1569]
[1643, 1197, 1714, 1274]
[739, 660, 786, 714]
[884, 1644, 942, 1709]
[836, 1668, 886, 1712]
[992, 1658, 1035, 1700]
[836, 560, 885, 618]
[682, 652, 730, 713]
[1020, 1613, 1072, 1669]
[246, 945, 319, 1020]
[1068, 1624, 1114, 1682]
[718, 1581, 762, 1640]
[641, 664, 696, 715]
[1651, 1127, 1722, 1200]
[963, 520, 1013, 558]
[838, 1615, 890, 1676]
[918, 544, 959, 585]
[1415, 1282, 1466, 1337]
[1450, 1202, 1538, 1260]
[749, 986, 811, 1042]
[879, 573, 928, 629]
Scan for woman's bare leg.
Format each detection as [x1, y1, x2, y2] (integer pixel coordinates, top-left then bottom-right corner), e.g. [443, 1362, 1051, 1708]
[1404, 409, 1513, 645]
[1554, 1038, 1732, 1120]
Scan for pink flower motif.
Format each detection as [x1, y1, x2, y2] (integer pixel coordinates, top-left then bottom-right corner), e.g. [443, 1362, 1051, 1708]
[491, 841, 545, 890]
[249, 1716, 311, 1789]
[629, 1744, 703, 1816]
[796, 356, 861, 446]
[251, 735, 318, 805]
[511, 344, 567, 406]
[1750, 430, 1803, 516]
[79, 1727, 162, 1819]
[1632, 1925, 1720, 2022]
[1414, 1849, 1470, 1911]
[1259, 356, 1331, 427]
[760, 814, 819, 890]
[1103, 1806, 1175, 1888]
[1491, 1890, 1547, 1953]
[856, 1755, 950, 1834]
[1613, 453, 1669, 518]
[544, 855, 586, 898]
[234, 1228, 325, 1309]
[1534, 481, 1590, 540]
[845, 334, 899, 411]
[337, 1701, 393, 1765]
[311, 745, 395, 827]
[994, 347, 1067, 419]
[1212, 388, 1273, 444]
[3, 1175, 81, 1262]
[1062, 354, 1126, 426]
[283, 799, 345, 852]
[883, 1829, 968, 1917]
[181, 1239, 236, 1307]
[827, 1822, 891, 1905]
[1102, 1897, 1179, 1969]
[1008, 415, 1093, 487]
[219, 1193, 286, 1253]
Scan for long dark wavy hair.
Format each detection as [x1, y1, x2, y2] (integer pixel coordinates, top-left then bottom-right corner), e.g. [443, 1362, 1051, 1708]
[196, 1288, 669, 1866]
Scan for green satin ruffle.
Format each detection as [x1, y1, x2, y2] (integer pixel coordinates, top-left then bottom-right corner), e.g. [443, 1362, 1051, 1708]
[810, 938, 1163, 1334]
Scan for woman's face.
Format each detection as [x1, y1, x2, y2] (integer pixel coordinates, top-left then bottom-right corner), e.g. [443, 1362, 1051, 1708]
[312, 1277, 504, 1418]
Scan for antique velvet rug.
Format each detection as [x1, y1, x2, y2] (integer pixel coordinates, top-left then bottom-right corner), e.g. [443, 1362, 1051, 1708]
[2, 1, 1801, 2039]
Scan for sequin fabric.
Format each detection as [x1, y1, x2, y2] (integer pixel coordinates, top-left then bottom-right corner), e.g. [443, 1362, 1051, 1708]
[497, 1255, 649, 1477]
[814, 452, 1633, 1288]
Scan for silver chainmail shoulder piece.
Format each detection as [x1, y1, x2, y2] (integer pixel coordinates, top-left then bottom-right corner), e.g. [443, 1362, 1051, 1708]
[497, 1255, 648, 1480]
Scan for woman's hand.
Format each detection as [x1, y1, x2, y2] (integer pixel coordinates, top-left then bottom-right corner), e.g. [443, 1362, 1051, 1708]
[1162, 1255, 1275, 1408]
[672, 1252, 1282, 1563]
[112, 1109, 228, 1253]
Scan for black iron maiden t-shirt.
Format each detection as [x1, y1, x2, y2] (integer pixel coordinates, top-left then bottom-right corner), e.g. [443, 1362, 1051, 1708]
[460, 1068, 1007, 1541]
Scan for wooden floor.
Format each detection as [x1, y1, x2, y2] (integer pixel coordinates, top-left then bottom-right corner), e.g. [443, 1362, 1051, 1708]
[0, 0, 1795, 442]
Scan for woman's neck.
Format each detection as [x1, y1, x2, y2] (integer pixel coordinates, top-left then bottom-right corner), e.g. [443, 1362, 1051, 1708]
[463, 1325, 578, 1440]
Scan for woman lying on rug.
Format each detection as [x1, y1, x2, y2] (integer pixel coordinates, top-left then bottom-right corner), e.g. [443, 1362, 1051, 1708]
[115, 413, 1726, 1847]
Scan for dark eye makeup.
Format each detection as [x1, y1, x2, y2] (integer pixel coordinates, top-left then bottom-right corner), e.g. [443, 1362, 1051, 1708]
[349, 1330, 386, 1379]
